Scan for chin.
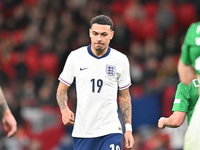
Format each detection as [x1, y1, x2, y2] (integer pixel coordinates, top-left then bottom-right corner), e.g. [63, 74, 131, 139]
[95, 46, 103, 51]
[96, 48, 103, 52]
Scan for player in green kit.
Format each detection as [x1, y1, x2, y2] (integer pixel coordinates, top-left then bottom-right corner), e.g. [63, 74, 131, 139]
[158, 78, 199, 129]
[178, 22, 200, 85]
[178, 22, 200, 150]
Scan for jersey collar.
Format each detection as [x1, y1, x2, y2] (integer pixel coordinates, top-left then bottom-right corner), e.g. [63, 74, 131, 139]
[87, 44, 111, 59]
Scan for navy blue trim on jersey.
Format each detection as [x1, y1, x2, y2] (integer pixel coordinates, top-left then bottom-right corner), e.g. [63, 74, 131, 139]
[87, 44, 111, 59]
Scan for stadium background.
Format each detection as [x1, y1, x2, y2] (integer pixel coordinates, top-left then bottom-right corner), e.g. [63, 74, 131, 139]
[0, 0, 199, 149]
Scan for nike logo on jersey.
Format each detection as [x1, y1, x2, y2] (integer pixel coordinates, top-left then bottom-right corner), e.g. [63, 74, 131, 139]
[80, 67, 88, 71]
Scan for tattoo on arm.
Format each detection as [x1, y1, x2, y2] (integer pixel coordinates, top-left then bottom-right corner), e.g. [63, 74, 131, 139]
[118, 88, 132, 124]
[0, 87, 9, 114]
[56, 88, 68, 111]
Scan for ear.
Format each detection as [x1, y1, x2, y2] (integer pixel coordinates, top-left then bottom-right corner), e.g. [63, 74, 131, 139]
[89, 29, 91, 38]
[110, 31, 114, 40]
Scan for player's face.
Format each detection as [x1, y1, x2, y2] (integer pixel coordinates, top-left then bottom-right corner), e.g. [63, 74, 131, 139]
[89, 24, 114, 54]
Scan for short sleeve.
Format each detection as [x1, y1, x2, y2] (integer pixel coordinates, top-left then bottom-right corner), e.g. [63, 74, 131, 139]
[58, 52, 75, 86]
[172, 83, 189, 112]
[118, 55, 131, 90]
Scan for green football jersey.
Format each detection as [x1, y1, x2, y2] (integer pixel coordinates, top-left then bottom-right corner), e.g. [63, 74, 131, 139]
[180, 22, 200, 75]
[172, 78, 199, 124]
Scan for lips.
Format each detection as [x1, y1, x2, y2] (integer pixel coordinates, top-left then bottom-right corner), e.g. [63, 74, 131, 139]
[95, 43, 103, 46]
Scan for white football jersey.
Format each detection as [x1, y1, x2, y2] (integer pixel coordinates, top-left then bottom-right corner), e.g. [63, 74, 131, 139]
[59, 45, 131, 138]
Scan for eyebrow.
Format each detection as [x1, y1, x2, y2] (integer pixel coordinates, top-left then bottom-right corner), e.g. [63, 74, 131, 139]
[92, 31, 108, 35]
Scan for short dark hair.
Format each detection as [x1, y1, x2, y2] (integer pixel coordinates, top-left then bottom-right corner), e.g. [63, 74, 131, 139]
[90, 15, 114, 31]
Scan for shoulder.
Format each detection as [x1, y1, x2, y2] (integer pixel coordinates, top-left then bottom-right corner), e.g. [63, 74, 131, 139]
[69, 46, 88, 57]
[71, 46, 87, 54]
[186, 22, 200, 35]
[189, 22, 200, 29]
[110, 48, 128, 60]
[184, 22, 200, 45]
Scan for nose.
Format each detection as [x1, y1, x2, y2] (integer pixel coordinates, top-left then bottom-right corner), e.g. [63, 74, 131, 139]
[97, 35, 102, 41]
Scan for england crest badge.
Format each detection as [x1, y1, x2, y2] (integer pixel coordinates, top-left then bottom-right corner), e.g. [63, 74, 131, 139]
[106, 64, 116, 76]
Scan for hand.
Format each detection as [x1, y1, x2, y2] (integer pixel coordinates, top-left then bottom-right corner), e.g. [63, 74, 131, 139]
[2, 110, 17, 138]
[158, 117, 166, 129]
[124, 131, 134, 149]
[61, 107, 74, 125]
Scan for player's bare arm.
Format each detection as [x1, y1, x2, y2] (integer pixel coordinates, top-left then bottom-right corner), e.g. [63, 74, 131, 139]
[158, 111, 186, 129]
[0, 87, 17, 138]
[57, 82, 69, 110]
[178, 60, 196, 85]
[118, 88, 134, 149]
[57, 82, 74, 125]
[0, 87, 9, 113]
[118, 88, 132, 124]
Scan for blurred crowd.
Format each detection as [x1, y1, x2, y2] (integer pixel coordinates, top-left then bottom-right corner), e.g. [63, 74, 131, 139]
[0, 0, 200, 149]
